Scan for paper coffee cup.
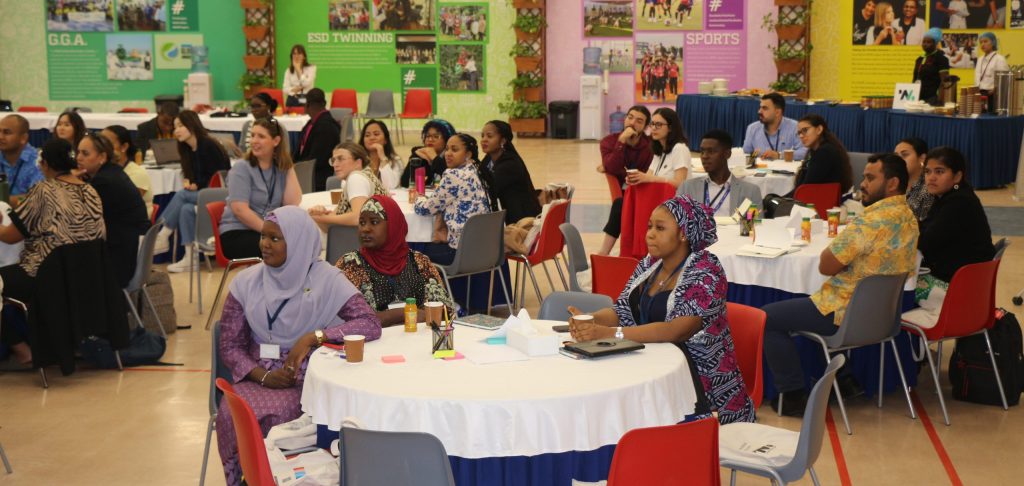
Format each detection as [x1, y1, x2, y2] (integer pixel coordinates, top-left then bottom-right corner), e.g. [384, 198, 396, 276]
[572, 314, 594, 326]
[783, 149, 794, 162]
[425, 301, 444, 326]
[344, 335, 365, 363]
[330, 190, 343, 205]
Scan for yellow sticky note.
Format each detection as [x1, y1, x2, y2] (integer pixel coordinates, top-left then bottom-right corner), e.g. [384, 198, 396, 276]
[433, 350, 456, 359]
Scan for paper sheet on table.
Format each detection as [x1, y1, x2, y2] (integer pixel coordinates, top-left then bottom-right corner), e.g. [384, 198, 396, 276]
[461, 339, 530, 365]
[715, 216, 738, 226]
[489, 308, 533, 338]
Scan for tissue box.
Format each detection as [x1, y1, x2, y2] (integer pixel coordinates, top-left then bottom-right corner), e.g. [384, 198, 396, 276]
[507, 322, 561, 357]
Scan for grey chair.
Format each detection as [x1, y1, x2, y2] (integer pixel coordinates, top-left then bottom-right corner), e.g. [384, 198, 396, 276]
[433, 211, 512, 315]
[326, 225, 361, 265]
[326, 175, 342, 191]
[294, 159, 316, 194]
[720, 355, 845, 486]
[217, 169, 229, 189]
[558, 223, 588, 292]
[125, 221, 167, 339]
[0, 430, 9, 473]
[791, 274, 914, 435]
[330, 108, 356, 143]
[993, 237, 1009, 261]
[190, 188, 228, 315]
[363, 89, 399, 136]
[849, 152, 870, 187]
[339, 427, 455, 486]
[537, 291, 613, 321]
[199, 321, 233, 486]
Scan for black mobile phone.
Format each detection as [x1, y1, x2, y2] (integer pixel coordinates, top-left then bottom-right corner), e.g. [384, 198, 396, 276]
[552, 324, 570, 333]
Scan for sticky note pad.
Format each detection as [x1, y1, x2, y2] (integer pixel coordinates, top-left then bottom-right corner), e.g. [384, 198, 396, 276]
[486, 337, 506, 345]
[381, 355, 406, 364]
[433, 350, 456, 359]
[443, 352, 465, 361]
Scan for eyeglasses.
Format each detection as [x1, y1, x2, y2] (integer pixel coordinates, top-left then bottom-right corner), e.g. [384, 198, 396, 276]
[423, 132, 443, 140]
[797, 127, 813, 135]
[649, 122, 668, 129]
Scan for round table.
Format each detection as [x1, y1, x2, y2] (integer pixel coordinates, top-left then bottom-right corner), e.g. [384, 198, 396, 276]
[301, 322, 697, 479]
[300, 190, 433, 243]
[708, 220, 831, 296]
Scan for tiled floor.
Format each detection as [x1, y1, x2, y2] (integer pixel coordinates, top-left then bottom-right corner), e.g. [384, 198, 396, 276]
[1, 137, 1021, 485]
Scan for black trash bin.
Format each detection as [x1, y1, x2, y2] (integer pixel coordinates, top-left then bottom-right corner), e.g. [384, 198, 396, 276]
[549, 101, 579, 139]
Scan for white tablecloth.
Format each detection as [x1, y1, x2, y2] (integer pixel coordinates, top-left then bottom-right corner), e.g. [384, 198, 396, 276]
[690, 159, 801, 198]
[145, 166, 183, 196]
[708, 221, 832, 296]
[20, 112, 309, 133]
[300, 322, 696, 458]
[0, 202, 24, 267]
[300, 190, 433, 243]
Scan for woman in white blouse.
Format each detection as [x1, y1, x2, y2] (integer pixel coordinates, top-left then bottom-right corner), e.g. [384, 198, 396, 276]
[625, 107, 690, 188]
[358, 119, 405, 190]
[975, 32, 1009, 112]
[283, 44, 317, 107]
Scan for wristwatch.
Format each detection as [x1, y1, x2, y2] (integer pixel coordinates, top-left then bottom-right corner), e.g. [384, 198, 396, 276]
[614, 327, 624, 340]
[314, 329, 326, 346]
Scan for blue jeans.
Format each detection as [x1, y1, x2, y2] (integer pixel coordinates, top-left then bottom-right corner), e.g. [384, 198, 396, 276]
[162, 189, 198, 245]
[762, 297, 838, 393]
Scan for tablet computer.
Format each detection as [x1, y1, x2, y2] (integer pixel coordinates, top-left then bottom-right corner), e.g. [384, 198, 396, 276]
[563, 339, 645, 358]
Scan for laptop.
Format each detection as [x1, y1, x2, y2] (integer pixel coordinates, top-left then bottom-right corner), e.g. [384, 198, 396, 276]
[149, 139, 181, 167]
[563, 339, 645, 359]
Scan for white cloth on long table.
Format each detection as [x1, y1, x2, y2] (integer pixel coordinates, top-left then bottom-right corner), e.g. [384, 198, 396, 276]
[300, 323, 697, 459]
[20, 112, 309, 133]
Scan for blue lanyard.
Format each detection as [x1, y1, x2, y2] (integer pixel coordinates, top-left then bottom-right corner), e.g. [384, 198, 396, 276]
[637, 257, 689, 325]
[258, 166, 277, 215]
[763, 127, 780, 152]
[703, 179, 730, 214]
[266, 298, 290, 341]
[6, 159, 25, 190]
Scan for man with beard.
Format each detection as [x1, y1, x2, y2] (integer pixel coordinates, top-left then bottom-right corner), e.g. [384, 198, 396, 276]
[742, 93, 806, 161]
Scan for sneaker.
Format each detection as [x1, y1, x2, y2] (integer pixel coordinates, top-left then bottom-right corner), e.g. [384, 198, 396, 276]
[167, 255, 199, 273]
[152, 237, 170, 255]
[770, 390, 808, 417]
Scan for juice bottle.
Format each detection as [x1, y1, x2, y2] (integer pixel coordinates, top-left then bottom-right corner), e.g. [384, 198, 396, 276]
[801, 217, 812, 242]
[404, 298, 417, 332]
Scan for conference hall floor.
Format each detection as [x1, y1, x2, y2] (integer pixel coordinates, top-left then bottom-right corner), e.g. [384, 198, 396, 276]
[1, 136, 1022, 485]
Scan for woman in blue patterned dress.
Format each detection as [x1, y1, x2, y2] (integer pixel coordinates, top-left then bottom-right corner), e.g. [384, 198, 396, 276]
[568, 195, 755, 424]
[413, 133, 494, 265]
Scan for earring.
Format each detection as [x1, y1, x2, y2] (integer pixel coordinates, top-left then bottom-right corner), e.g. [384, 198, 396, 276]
[953, 184, 959, 190]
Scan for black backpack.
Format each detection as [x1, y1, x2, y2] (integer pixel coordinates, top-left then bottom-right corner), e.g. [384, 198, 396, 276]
[948, 309, 1024, 406]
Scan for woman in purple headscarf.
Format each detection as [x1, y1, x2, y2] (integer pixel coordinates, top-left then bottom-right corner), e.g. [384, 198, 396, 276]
[568, 195, 754, 424]
[215, 206, 381, 484]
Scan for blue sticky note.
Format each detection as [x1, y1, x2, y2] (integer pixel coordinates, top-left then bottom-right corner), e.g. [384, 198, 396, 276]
[486, 336, 506, 345]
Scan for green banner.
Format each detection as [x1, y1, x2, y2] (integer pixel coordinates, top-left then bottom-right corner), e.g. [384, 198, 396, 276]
[168, 0, 199, 31]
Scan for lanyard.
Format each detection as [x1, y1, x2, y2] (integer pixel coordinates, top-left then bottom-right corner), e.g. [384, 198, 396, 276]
[300, 111, 326, 153]
[703, 179, 731, 214]
[266, 298, 290, 341]
[763, 127, 780, 152]
[259, 165, 277, 216]
[7, 158, 25, 190]
[978, 52, 996, 85]
[638, 256, 690, 325]
[915, 50, 935, 79]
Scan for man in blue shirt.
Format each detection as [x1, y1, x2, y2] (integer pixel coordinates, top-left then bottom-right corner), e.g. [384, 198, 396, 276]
[742, 93, 806, 161]
[0, 115, 44, 197]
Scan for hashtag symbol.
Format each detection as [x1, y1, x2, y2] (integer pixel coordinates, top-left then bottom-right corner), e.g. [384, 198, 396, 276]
[172, 0, 185, 15]
[403, 70, 416, 85]
[709, 0, 722, 12]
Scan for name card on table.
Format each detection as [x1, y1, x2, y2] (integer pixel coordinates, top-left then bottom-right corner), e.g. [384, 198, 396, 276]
[893, 83, 921, 110]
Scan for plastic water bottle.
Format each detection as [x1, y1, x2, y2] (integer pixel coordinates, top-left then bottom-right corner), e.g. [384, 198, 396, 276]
[609, 106, 626, 135]
[404, 298, 418, 333]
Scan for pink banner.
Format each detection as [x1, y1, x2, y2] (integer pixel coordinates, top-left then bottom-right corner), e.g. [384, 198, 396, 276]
[682, 31, 747, 93]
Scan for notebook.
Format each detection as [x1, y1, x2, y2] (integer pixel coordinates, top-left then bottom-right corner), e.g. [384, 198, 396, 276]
[562, 339, 645, 358]
[149, 139, 181, 166]
[453, 314, 507, 331]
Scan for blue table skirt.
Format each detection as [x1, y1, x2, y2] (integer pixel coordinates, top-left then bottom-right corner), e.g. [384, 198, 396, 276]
[675, 94, 1024, 188]
[728, 283, 919, 400]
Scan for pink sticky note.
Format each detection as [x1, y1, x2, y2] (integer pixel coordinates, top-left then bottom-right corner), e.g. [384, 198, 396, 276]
[381, 355, 406, 363]
[443, 352, 465, 361]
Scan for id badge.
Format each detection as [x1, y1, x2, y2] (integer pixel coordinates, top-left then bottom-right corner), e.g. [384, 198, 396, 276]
[260, 343, 281, 360]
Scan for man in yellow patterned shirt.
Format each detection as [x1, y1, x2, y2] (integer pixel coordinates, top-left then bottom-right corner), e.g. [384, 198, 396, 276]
[764, 153, 919, 416]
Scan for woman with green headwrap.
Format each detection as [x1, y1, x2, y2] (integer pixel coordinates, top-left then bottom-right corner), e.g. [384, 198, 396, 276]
[975, 32, 1009, 112]
[913, 27, 949, 106]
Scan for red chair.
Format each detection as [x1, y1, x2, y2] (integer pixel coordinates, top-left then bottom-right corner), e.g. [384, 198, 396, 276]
[214, 378, 275, 486]
[207, 171, 224, 189]
[901, 259, 1007, 425]
[330, 88, 359, 114]
[204, 201, 262, 330]
[727, 302, 766, 409]
[17, 106, 47, 112]
[590, 254, 639, 300]
[150, 203, 160, 226]
[620, 182, 677, 260]
[397, 89, 433, 144]
[258, 88, 285, 114]
[507, 201, 570, 312]
[605, 173, 623, 200]
[119, 107, 148, 113]
[606, 418, 720, 486]
[793, 182, 840, 219]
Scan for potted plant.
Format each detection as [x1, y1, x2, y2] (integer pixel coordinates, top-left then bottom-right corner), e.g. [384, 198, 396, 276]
[773, 0, 809, 6]
[513, 14, 546, 42]
[499, 98, 547, 134]
[243, 17, 269, 41]
[238, 72, 273, 98]
[240, 0, 269, 9]
[771, 43, 810, 73]
[244, 45, 270, 70]
[769, 75, 804, 95]
[761, 10, 810, 41]
[510, 74, 544, 101]
[510, 0, 543, 8]
[510, 43, 541, 72]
